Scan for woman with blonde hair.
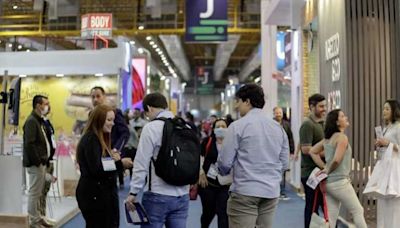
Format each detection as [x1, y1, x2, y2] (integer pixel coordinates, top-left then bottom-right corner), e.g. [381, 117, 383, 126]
[76, 104, 122, 228]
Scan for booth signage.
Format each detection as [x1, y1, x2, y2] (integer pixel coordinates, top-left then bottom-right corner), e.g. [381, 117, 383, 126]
[325, 33, 340, 82]
[196, 67, 214, 94]
[81, 13, 113, 38]
[185, 0, 228, 42]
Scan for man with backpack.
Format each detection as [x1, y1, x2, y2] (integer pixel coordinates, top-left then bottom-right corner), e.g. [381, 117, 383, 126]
[126, 92, 200, 228]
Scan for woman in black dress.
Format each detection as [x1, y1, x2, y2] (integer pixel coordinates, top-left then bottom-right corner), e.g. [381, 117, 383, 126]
[198, 119, 231, 228]
[76, 104, 122, 228]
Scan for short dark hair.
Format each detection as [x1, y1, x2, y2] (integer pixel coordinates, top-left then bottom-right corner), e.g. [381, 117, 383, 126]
[143, 92, 168, 112]
[235, 83, 265, 108]
[186, 112, 194, 121]
[324, 109, 341, 139]
[91, 86, 105, 94]
[385, 99, 400, 123]
[32, 95, 48, 109]
[308, 93, 325, 108]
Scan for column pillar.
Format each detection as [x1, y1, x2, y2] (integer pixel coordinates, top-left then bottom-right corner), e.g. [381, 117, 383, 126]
[261, 0, 278, 118]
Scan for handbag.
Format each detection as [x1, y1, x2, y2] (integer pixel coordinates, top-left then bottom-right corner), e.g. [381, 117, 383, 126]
[310, 182, 330, 228]
[363, 143, 400, 198]
[386, 148, 400, 197]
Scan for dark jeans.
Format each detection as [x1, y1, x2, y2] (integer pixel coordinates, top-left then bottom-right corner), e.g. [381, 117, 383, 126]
[198, 184, 229, 228]
[141, 191, 189, 228]
[301, 177, 324, 228]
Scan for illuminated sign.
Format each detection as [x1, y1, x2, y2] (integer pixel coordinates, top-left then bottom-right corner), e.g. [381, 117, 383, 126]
[81, 13, 112, 39]
[185, 0, 227, 42]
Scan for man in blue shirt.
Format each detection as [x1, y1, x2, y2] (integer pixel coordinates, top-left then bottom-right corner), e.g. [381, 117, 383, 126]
[218, 84, 289, 228]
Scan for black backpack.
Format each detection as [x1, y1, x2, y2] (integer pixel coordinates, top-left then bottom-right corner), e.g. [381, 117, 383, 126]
[151, 117, 200, 186]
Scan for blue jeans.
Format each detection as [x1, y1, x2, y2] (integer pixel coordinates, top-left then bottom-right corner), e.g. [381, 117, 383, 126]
[141, 191, 189, 228]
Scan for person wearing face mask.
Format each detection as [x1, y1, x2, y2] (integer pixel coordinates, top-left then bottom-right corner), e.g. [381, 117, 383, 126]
[198, 118, 230, 228]
[76, 104, 122, 228]
[38, 104, 58, 227]
[23, 95, 53, 228]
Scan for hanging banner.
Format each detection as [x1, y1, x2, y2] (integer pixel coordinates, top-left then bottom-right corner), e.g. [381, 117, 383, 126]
[197, 66, 214, 94]
[81, 13, 113, 39]
[185, 0, 228, 42]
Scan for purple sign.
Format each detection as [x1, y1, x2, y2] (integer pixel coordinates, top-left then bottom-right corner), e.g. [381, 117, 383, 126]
[185, 0, 228, 42]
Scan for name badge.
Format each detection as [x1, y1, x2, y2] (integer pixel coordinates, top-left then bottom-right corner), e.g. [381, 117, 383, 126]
[207, 164, 218, 180]
[102, 157, 116, 171]
[51, 135, 57, 149]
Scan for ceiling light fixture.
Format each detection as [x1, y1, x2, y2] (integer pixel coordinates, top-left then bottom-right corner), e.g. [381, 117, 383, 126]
[18, 45, 22, 49]
[156, 48, 160, 52]
[138, 25, 144, 30]
[129, 41, 135, 45]
[149, 41, 155, 45]
[26, 49, 30, 52]
[160, 76, 166, 80]
[146, 36, 152, 41]
[152, 44, 158, 49]
[8, 43, 12, 48]
[138, 48, 144, 54]
[13, 5, 18, 10]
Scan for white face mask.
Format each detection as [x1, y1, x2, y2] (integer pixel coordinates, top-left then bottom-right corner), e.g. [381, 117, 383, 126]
[41, 105, 49, 115]
[214, 128, 227, 138]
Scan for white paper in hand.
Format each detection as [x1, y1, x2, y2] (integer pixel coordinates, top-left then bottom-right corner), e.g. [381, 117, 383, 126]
[375, 126, 384, 139]
[306, 167, 328, 189]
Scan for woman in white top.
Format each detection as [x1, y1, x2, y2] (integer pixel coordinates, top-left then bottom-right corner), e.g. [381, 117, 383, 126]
[375, 99, 400, 228]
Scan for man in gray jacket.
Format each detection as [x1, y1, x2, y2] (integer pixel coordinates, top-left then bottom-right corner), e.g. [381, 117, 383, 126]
[23, 95, 53, 228]
[218, 84, 289, 228]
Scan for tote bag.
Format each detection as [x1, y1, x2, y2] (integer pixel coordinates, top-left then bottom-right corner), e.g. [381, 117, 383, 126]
[387, 150, 400, 197]
[363, 143, 399, 198]
[310, 182, 329, 228]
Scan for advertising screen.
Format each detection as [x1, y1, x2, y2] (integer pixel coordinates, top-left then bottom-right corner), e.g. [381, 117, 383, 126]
[122, 58, 147, 111]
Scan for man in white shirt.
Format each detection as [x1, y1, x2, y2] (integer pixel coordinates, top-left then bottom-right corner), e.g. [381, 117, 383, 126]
[125, 92, 190, 228]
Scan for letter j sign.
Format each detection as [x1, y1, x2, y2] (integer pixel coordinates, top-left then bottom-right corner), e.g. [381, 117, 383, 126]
[185, 0, 228, 42]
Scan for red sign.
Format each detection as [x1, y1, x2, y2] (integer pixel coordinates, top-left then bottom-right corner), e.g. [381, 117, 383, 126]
[81, 13, 112, 38]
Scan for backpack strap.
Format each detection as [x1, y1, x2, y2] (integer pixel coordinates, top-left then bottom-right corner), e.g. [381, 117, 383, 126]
[148, 117, 170, 192]
[148, 162, 152, 191]
[205, 137, 213, 158]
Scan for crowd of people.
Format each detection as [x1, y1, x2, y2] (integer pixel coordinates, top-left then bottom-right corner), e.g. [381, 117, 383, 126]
[22, 83, 400, 228]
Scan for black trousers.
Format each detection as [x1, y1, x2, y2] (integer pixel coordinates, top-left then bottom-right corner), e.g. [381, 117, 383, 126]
[79, 186, 119, 228]
[198, 184, 229, 228]
[301, 177, 324, 228]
